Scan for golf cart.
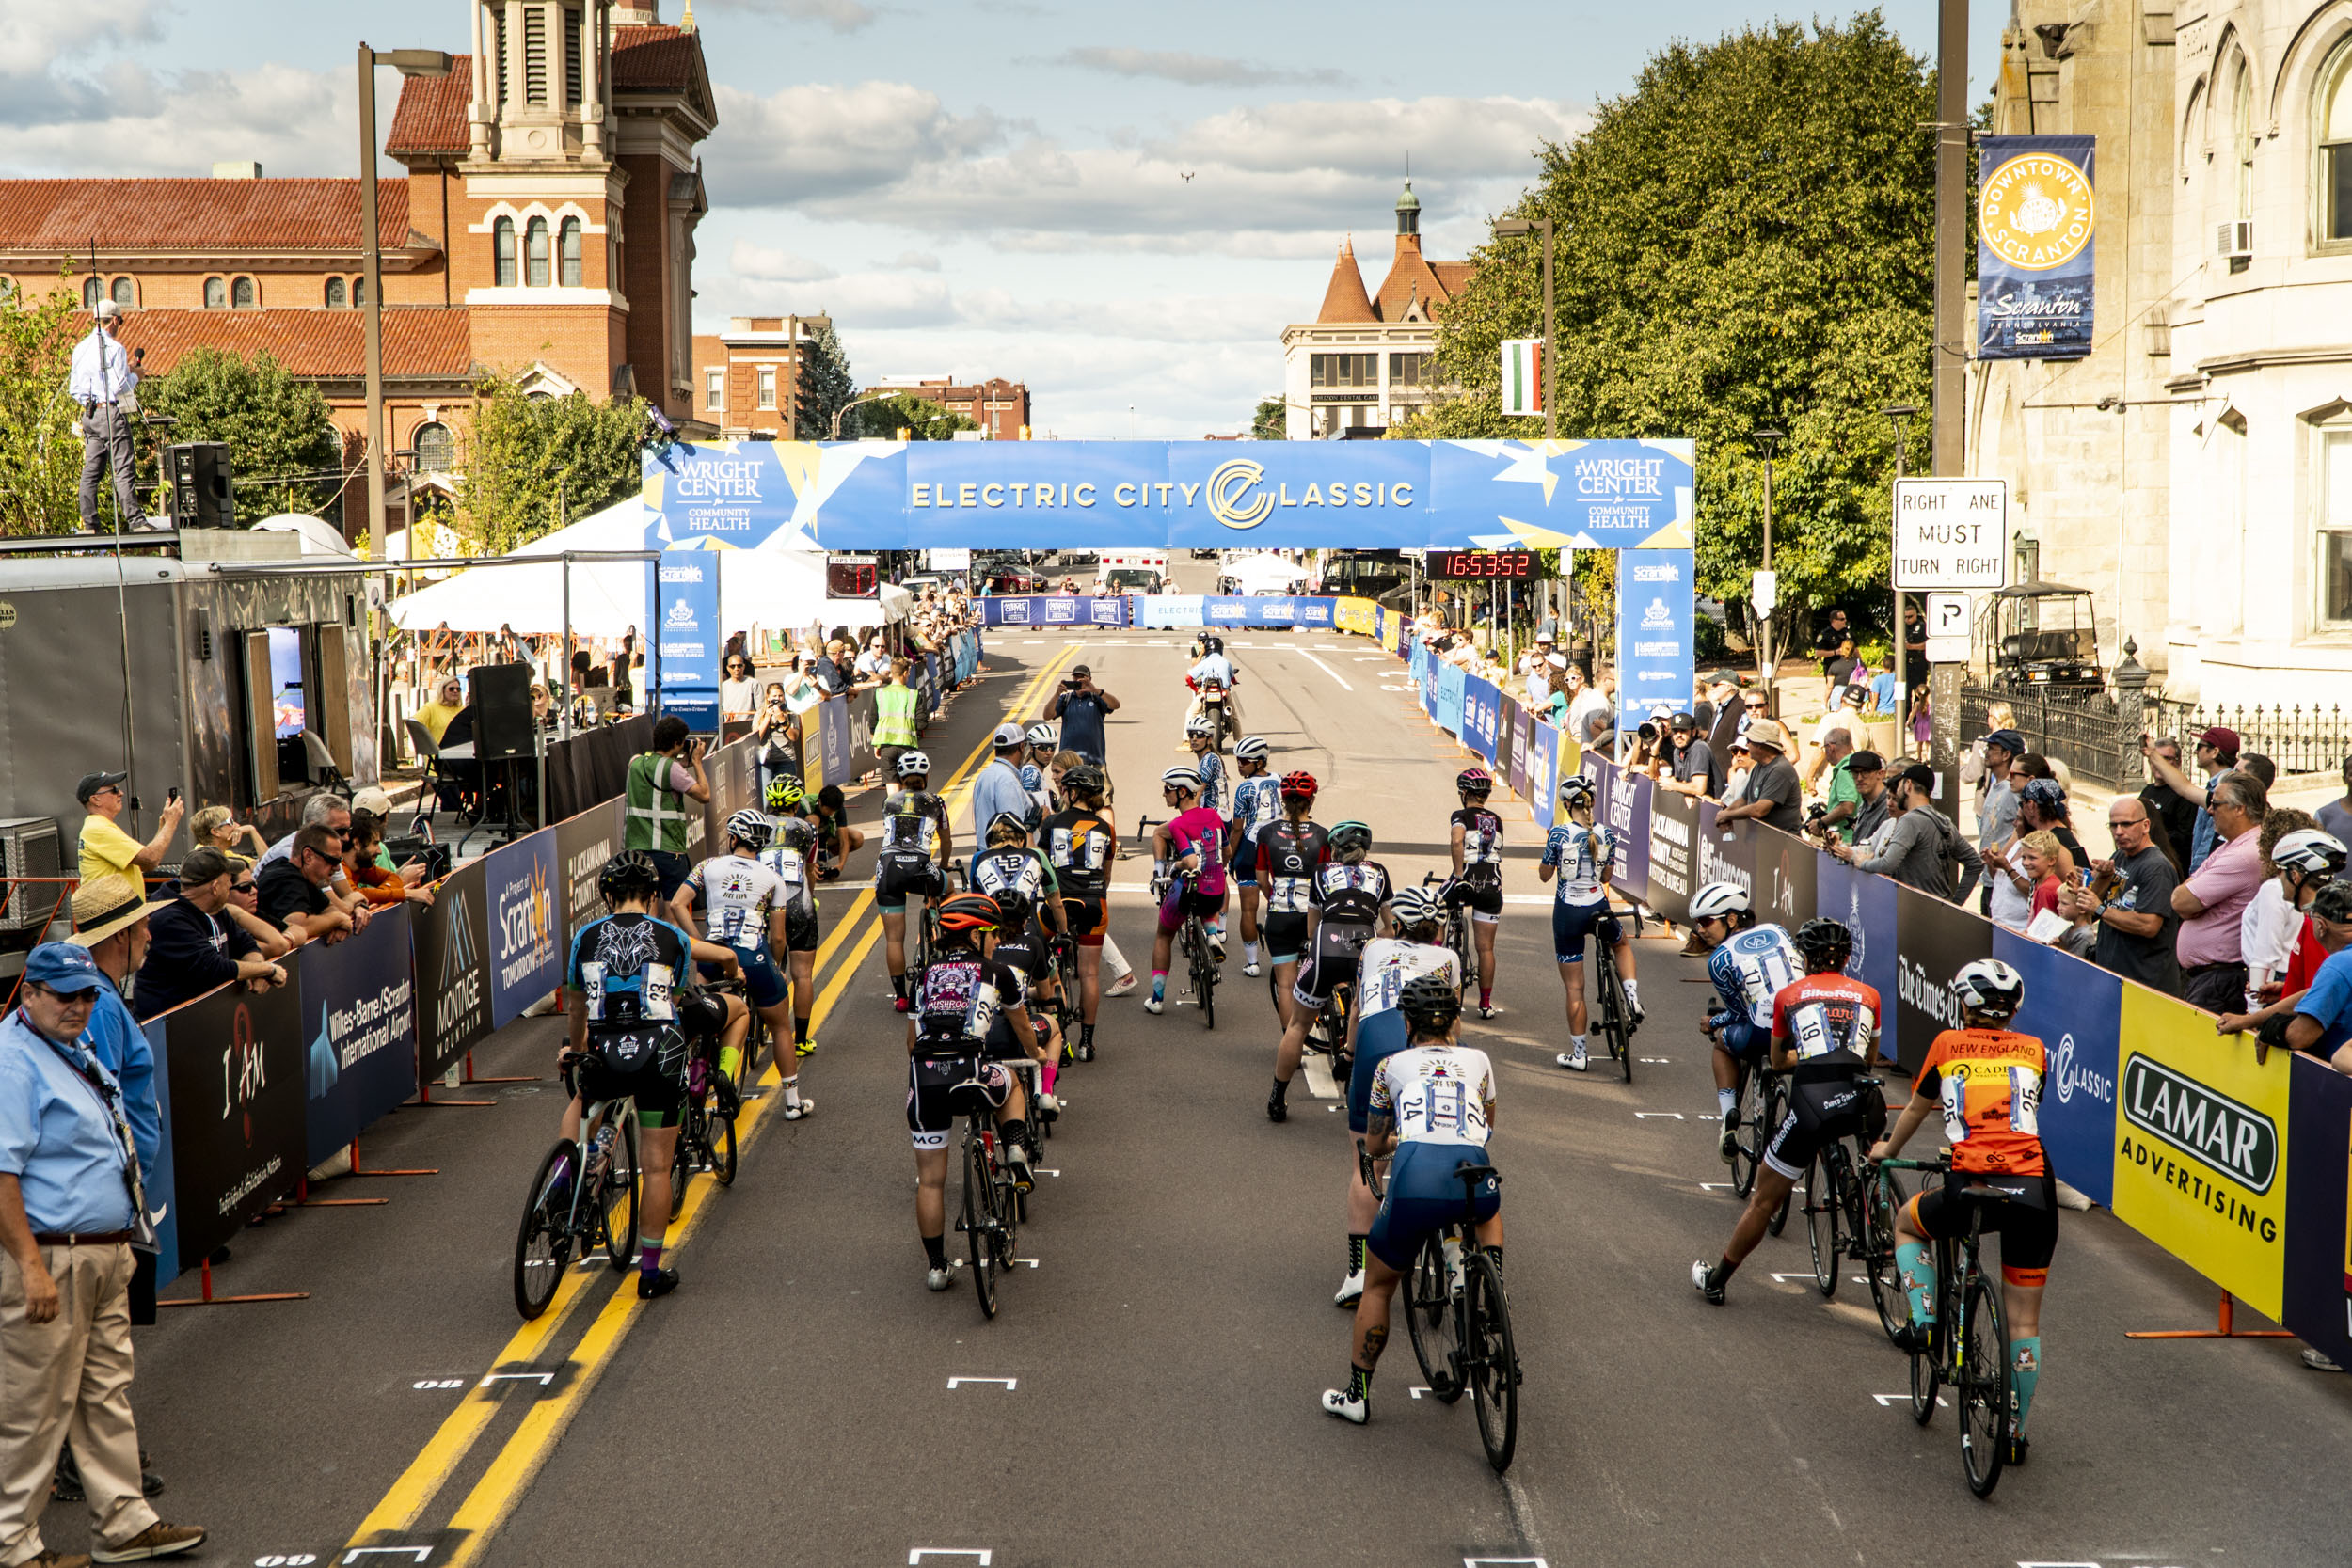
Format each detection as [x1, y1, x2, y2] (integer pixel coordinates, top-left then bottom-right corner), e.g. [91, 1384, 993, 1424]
[1975, 582, 2104, 691]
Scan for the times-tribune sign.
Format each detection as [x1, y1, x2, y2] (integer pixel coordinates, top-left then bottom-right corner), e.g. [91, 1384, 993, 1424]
[1892, 479, 2009, 590]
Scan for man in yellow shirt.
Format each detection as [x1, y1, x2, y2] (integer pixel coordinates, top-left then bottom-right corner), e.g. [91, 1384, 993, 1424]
[75, 770, 183, 885]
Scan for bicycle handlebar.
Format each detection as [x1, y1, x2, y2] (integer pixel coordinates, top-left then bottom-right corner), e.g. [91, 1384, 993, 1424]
[1877, 1155, 1951, 1174]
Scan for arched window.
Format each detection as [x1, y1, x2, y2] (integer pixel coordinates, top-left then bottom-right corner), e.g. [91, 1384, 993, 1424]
[231, 276, 257, 308]
[525, 217, 550, 287]
[353, 277, 365, 307]
[2233, 55, 2255, 222]
[494, 217, 517, 287]
[413, 420, 454, 471]
[559, 217, 582, 286]
[82, 277, 101, 309]
[2318, 40, 2352, 244]
[204, 276, 225, 309]
[325, 277, 346, 308]
[109, 277, 133, 308]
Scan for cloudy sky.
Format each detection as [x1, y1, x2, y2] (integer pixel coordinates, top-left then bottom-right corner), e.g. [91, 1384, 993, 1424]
[0, 0, 1995, 437]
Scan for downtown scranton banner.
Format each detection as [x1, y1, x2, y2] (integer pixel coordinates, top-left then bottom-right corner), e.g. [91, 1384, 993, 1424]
[642, 438, 1696, 553]
[1615, 549, 1695, 734]
[1978, 135, 2095, 360]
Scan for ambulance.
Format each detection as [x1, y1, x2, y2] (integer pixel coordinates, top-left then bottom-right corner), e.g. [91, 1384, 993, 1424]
[1094, 551, 1169, 594]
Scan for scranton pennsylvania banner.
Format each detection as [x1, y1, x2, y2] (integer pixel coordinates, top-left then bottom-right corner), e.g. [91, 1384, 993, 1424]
[1978, 135, 2096, 360]
[654, 548, 721, 730]
[644, 439, 1695, 553]
[487, 829, 564, 1029]
[1616, 549, 1695, 733]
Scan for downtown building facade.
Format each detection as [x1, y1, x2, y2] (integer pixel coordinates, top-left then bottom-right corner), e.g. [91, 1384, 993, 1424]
[1973, 0, 2352, 704]
[1279, 182, 1476, 439]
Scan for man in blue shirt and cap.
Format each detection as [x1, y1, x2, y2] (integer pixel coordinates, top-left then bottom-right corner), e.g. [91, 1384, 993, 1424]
[0, 943, 206, 1565]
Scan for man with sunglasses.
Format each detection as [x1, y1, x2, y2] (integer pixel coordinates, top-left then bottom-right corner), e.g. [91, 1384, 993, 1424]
[74, 772, 183, 888]
[133, 848, 290, 1022]
[2058, 798, 2181, 992]
[253, 795, 373, 934]
[253, 826, 358, 946]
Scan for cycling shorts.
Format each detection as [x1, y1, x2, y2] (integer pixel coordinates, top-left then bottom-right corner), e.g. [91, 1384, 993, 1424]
[1231, 835, 1259, 887]
[645, 849, 691, 901]
[1550, 899, 1623, 965]
[1156, 881, 1225, 935]
[1761, 1075, 1887, 1182]
[1444, 873, 1504, 924]
[1293, 922, 1373, 1008]
[875, 856, 946, 913]
[1907, 1170, 2059, 1288]
[905, 1053, 1011, 1151]
[1367, 1142, 1501, 1273]
[704, 946, 787, 1010]
[780, 909, 820, 955]
[576, 1031, 686, 1129]
[1715, 1019, 1766, 1062]
[1263, 911, 1310, 967]
[1347, 1008, 1412, 1134]
[1059, 892, 1109, 946]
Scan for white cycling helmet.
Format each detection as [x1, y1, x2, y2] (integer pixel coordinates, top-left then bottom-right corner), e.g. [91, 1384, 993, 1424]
[1951, 958, 2026, 1019]
[1184, 716, 1216, 738]
[1560, 774, 1596, 807]
[1389, 886, 1443, 930]
[725, 809, 773, 850]
[1688, 880, 1752, 921]
[895, 750, 932, 779]
[2272, 828, 2348, 878]
[1234, 736, 1271, 761]
[1025, 721, 1057, 747]
[1161, 764, 1203, 792]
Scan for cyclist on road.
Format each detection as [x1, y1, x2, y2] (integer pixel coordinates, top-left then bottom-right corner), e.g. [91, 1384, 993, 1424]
[563, 852, 748, 1299]
[1184, 717, 1229, 812]
[1692, 917, 1883, 1305]
[876, 751, 955, 1011]
[1872, 958, 2055, 1466]
[1690, 880, 1802, 1161]
[676, 810, 812, 1118]
[1146, 764, 1229, 1013]
[1275, 820, 1391, 1122]
[1542, 774, 1642, 1071]
[1227, 736, 1282, 976]
[1186, 634, 1243, 736]
[1254, 770, 1329, 1032]
[1322, 973, 1499, 1426]
[763, 786, 831, 1070]
[980, 884, 1062, 1121]
[906, 891, 1040, 1291]
[1022, 721, 1059, 827]
[1041, 764, 1118, 1060]
[1442, 768, 1506, 1018]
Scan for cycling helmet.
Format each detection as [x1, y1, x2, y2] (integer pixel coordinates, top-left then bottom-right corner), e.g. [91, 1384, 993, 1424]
[1184, 716, 1216, 738]
[985, 811, 1030, 847]
[1062, 763, 1107, 801]
[1951, 958, 2026, 1020]
[2272, 828, 2348, 878]
[1201, 634, 1225, 654]
[935, 891, 1002, 939]
[1162, 764, 1203, 792]
[1025, 721, 1057, 747]
[1328, 820, 1373, 862]
[1792, 917, 1853, 974]
[764, 775, 805, 812]
[1688, 880, 1753, 922]
[725, 809, 773, 851]
[596, 850, 662, 904]
[990, 886, 1034, 929]
[895, 750, 932, 780]
[1560, 774, 1596, 809]
[1396, 972, 1462, 1036]
[1456, 768, 1493, 796]
[1234, 736, 1271, 762]
[1278, 769, 1319, 800]
[2312, 879, 2352, 925]
[1389, 886, 1444, 931]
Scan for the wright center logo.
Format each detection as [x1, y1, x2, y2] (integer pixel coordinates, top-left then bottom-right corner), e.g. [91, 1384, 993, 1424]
[2120, 1054, 2279, 1210]
[1981, 153, 2094, 271]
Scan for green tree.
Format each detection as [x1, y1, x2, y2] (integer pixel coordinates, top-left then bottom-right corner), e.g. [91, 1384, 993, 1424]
[1416, 12, 1935, 625]
[844, 391, 977, 442]
[0, 273, 85, 536]
[794, 317, 855, 439]
[1250, 397, 1288, 440]
[141, 345, 344, 523]
[456, 372, 649, 554]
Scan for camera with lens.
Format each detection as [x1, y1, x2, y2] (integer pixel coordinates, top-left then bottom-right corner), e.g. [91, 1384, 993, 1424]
[1637, 721, 1660, 744]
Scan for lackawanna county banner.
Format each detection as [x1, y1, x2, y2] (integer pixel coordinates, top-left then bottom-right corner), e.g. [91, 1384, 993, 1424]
[1977, 135, 2095, 360]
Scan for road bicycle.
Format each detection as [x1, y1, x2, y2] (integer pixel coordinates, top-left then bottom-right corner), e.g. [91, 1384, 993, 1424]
[511, 1052, 642, 1321]
[1880, 1154, 2012, 1498]
[671, 1038, 742, 1198]
[1374, 1151, 1521, 1473]
[1797, 1098, 1909, 1341]
[953, 1076, 1025, 1320]
[1424, 872, 1478, 1002]
[1724, 1054, 1783, 1208]
[1136, 816, 1219, 1029]
[1591, 902, 1643, 1084]
[1304, 929, 1371, 1087]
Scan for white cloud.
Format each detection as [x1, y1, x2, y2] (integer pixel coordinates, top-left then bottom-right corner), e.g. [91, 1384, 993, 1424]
[873, 250, 941, 271]
[693, 0, 877, 32]
[729, 238, 837, 282]
[1050, 48, 1348, 89]
[0, 0, 159, 78]
[705, 80, 1010, 205]
[0, 62, 346, 176]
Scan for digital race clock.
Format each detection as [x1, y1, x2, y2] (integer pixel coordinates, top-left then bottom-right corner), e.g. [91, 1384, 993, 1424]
[1429, 550, 1536, 580]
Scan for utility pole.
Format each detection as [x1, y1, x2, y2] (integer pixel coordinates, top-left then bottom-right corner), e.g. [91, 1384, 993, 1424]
[1932, 0, 1969, 476]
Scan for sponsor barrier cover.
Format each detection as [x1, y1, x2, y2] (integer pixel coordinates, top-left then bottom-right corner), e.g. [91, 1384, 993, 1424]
[299, 907, 418, 1165]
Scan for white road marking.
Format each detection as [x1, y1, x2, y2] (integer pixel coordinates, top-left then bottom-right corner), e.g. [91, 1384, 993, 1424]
[1634, 1112, 1685, 1120]
[1639, 1056, 1672, 1063]
[343, 1552, 432, 1566]
[1768, 1273, 1816, 1283]
[1302, 1055, 1339, 1099]
[1698, 1181, 1733, 1191]
[946, 1377, 1018, 1390]
[1408, 1386, 1434, 1399]
[1464, 1559, 1549, 1567]
[411, 1378, 464, 1390]
[1873, 1393, 1947, 1408]
[1299, 652, 1353, 689]
[479, 1372, 553, 1387]
[909, 1552, 993, 1566]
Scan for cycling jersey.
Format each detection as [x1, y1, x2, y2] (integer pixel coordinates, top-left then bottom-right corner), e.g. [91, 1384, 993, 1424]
[1453, 805, 1505, 878]
[1370, 1043, 1495, 1148]
[1163, 805, 1229, 897]
[1255, 821, 1329, 915]
[1191, 751, 1227, 813]
[1229, 774, 1282, 871]
[1041, 804, 1115, 895]
[758, 833, 819, 953]
[1913, 1027, 2049, 1178]
[969, 846, 1057, 910]
[690, 853, 785, 956]
[1706, 924, 1801, 1030]
[1357, 938, 1460, 1020]
[1540, 821, 1615, 906]
[911, 954, 1024, 1055]
[568, 911, 691, 1028]
[877, 790, 948, 863]
[1770, 973, 1880, 1084]
[1310, 861, 1391, 927]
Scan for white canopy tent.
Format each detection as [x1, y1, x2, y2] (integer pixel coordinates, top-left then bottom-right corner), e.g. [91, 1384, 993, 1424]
[251, 513, 357, 558]
[1226, 553, 1310, 594]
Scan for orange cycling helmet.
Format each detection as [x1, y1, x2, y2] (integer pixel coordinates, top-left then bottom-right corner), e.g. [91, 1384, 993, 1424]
[1279, 769, 1319, 800]
[935, 891, 1003, 937]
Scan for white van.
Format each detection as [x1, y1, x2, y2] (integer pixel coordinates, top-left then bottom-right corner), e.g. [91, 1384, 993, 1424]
[1095, 551, 1169, 594]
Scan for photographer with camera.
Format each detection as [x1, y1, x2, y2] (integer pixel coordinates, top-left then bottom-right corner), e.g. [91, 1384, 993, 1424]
[1046, 662, 1120, 769]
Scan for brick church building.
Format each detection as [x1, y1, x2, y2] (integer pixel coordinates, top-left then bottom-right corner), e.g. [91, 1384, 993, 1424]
[0, 2, 714, 535]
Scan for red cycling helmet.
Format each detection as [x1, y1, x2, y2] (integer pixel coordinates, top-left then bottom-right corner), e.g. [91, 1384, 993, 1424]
[935, 891, 1003, 937]
[1279, 769, 1320, 800]
[1456, 768, 1494, 795]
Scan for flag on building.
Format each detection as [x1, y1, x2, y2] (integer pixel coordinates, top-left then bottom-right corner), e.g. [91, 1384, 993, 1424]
[1501, 339, 1545, 417]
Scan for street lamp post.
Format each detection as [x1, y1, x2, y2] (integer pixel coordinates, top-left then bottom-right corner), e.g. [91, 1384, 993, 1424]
[1883, 404, 1919, 752]
[1490, 217, 1557, 441]
[357, 44, 452, 565]
[831, 391, 902, 440]
[1750, 428, 1784, 716]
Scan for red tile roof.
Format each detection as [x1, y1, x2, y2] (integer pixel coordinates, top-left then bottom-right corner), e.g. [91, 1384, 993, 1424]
[105, 308, 474, 381]
[388, 60, 473, 157]
[612, 24, 699, 90]
[1316, 237, 1377, 325]
[0, 180, 415, 254]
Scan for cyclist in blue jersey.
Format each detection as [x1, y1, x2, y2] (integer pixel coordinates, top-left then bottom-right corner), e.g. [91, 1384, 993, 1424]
[1689, 879, 1802, 1162]
[1184, 718, 1228, 813]
[1542, 774, 1642, 1071]
[1226, 736, 1281, 978]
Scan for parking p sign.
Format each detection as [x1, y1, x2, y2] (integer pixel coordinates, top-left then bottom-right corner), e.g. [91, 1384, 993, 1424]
[1892, 479, 2009, 590]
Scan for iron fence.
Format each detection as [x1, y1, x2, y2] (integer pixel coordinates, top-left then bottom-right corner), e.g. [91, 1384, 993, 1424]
[1962, 682, 2352, 792]
[2147, 698, 2352, 780]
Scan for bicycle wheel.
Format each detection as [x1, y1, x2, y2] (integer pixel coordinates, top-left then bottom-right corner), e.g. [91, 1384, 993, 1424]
[1465, 1253, 1519, 1473]
[962, 1131, 999, 1320]
[513, 1141, 576, 1321]
[1763, 1078, 1794, 1236]
[1910, 1248, 1947, 1426]
[1598, 958, 1632, 1082]
[1328, 991, 1355, 1088]
[706, 1076, 740, 1187]
[1729, 1066, 1764, 1198]
[597, 1107, 640, 1271]
[736, 1015, 765, 1097]
[1192, 927, 1217, 1031]
[1450, 915, 1475, 999]
[1404, 1235, 1467, 1402]
[1864, 1164, 1910, 1343]
[1804, 1149, 1842, 1297]
[1958, 1266, 2011, 1497]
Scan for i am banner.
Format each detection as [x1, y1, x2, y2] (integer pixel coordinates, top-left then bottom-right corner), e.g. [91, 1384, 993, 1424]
[1977, 135, 2095, 361]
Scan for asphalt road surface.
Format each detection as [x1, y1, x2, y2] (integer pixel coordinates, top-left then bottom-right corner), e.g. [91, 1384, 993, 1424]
[85, 574, 2351, 1568]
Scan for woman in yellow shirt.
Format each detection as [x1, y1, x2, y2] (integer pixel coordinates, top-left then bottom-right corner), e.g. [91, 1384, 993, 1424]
[415, 675, 467, 745]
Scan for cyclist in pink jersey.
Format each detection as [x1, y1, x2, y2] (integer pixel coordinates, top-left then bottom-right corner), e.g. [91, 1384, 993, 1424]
[1146, 763, 1229, 1014]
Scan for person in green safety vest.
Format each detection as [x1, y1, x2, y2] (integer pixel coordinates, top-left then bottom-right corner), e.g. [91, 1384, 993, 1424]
[873, 657, 923, 791]
[625, 714, 712, 927]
